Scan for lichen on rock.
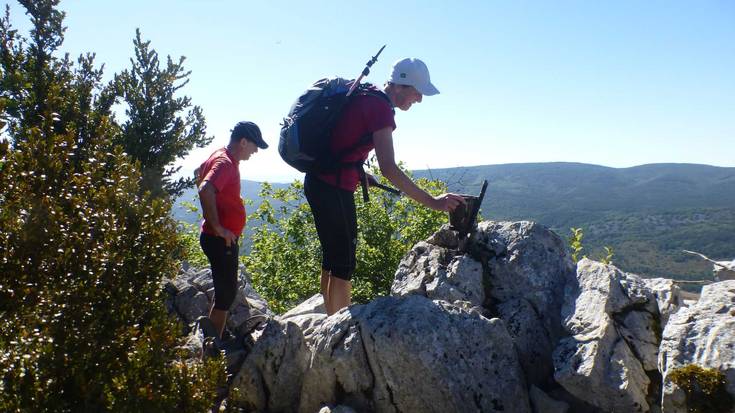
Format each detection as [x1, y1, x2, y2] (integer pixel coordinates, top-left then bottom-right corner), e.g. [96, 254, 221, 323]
[668, 364, 733, 413]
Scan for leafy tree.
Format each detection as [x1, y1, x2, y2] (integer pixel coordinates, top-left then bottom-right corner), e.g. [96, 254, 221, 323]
[0, 2, 225, 411]
[242, 168, 448, 313]
[112, 29, 212, 199]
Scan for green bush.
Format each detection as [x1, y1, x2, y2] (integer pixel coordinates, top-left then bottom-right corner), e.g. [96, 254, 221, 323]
[243, 170, 448, 313]
[0, 131, 225, 411]
[0, 2, 225, 410]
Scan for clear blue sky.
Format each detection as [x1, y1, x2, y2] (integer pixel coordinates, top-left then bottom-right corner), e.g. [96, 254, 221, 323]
[6, 1, 734, 182]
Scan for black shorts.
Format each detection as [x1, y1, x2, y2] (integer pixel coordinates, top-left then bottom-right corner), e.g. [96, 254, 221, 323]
[199, 232, 239, 311]
[304, 174, 357, 281]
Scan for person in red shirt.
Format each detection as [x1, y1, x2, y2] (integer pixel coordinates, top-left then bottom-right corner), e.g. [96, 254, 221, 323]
[197, 121, 267, 339]
[305, 58, 466, 315]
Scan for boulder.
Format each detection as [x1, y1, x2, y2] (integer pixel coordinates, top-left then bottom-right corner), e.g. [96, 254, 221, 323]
[230, 319, 311, 412]
[641, 277, 686, 326]
[299, 295, 531, 413]
[553, 259, 660, 412]
[475, 221, 575, 385]
[281, 293, 327, 319]
[659, 280, 735, 413]
[391, 240, 486, 307]
[392, 221, 575, 386]
[279, 293, 327, 342]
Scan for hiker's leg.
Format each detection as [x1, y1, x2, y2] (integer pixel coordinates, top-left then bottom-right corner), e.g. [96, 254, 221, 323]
[305, 174, 356, 315]
[321, 268, 332, 314]
[326, 189, 356, 315]
[328, 275, 351, 315]
[305, 174, 341, 315]
[201, 233, 238, 339]
[209, 306, 228, 338]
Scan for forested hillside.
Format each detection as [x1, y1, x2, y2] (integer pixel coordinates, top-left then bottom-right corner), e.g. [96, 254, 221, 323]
[415, 162, 735, 281]
[176, 162, 734, 282]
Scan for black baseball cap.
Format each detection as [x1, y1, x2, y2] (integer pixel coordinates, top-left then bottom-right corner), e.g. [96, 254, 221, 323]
[231, 121, 268, 149]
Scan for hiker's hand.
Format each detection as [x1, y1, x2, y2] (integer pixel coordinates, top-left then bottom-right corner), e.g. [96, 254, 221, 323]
[216, 226, 236, 247]
[432, 193, 466, 212]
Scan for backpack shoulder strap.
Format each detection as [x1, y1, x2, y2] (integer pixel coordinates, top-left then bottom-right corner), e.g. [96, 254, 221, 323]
[355, 85, 395, 113]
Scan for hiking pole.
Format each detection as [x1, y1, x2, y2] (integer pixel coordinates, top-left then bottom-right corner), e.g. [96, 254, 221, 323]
[346, 45, 386, 97]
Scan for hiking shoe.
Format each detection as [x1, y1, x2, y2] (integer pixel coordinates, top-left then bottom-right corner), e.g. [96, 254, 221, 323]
[221, 328, 234, 342]
[196, 316, 223, 359]
[201, 336, 222, 360]
[196, 316, 219, 339]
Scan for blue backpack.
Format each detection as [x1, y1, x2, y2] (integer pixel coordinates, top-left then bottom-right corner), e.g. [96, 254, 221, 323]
[279, 77, 391, 174]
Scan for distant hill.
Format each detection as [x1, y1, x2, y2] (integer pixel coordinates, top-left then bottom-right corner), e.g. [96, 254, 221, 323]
[414, 163, 735, 282]
[175, 163, 735, 283]
[172, 180, 291, 224]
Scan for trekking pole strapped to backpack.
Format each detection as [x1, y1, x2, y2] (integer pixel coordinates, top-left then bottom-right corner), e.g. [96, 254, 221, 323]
[346, 44, 386, 97]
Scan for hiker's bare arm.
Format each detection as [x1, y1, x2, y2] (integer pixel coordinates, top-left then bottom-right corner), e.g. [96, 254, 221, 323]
[373, 127, 464, 212]
[194, 167, 202, 186]
[198, 181, 236, 246]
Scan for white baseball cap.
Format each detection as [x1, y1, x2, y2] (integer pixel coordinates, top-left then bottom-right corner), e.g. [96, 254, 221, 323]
[388, 58, 440, 96]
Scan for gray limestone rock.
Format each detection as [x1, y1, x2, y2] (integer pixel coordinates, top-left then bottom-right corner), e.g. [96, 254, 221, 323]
[642, 277, 686, 326]
[475, 221, 575, 382]
[529, 385, 569, 413]
[498, 298, 554, 385]
[553, 259, 661, 413]
[391, 240, 481, 304]
[659, 280, 735, 413]
[168, 222, 726, 413]
[281, 293, 326, 319]
[299, 295, 531, 413]
[279, 293, 327, 342]
[230, 319, 310, 413]
[163, 265, 272, 335]
[393, 221, 574, 387]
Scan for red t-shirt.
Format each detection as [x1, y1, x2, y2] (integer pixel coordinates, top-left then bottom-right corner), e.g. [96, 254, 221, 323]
[198, 148, 246, 237]
[316, 93, 396, 191]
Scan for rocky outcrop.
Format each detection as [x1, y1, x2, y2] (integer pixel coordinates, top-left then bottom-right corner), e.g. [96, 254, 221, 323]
[166, 220, 734, 413]
[392, 240, 485, 308]
[224, 295, 531, 413]
[164, 265, 273, 377]
[529, 385, 570, 413]
[278, 293, 327, 342]
[299, 296, 530, 413]
[659, 280, 735, 412]
[552, 258, 661, 412]
[230, 319, 311, 412]
[393, 222, 574, 387]
[642, 277, 685, 326]
[164, 264, 271, 336]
